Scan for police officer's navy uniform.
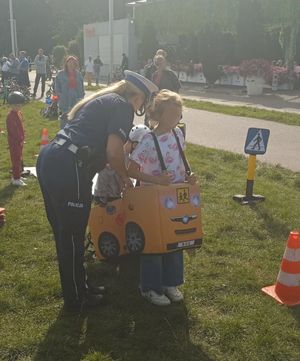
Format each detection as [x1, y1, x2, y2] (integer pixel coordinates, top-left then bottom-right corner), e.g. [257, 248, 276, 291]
[37, 93, 134, 308]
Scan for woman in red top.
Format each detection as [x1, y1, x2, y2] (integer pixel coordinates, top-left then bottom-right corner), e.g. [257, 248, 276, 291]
[55, 55, 85, 129]
[6, 92, 26, 186]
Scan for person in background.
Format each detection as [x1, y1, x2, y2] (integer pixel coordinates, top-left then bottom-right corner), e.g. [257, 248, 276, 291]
[33, 48, 47, 98]
[144, 49, 167, 81]
[55, 55, 85, 129]
[152, 55, 181, 93]
[6, 91, 27, 187]
[85, 56, 94, 86]
[1, 57, 10, 84]
[93, 55, 103, 86]
[46, 55, 52, 81]
[8, 54, 20, 80]
[121, 53, 129, 74]
[18, 51, 30, 87]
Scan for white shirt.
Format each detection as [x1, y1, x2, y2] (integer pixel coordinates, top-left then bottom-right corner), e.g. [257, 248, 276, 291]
[85, 60, 94, 73]
[2, 61, 10, 72]
[130, 127, 186, 185]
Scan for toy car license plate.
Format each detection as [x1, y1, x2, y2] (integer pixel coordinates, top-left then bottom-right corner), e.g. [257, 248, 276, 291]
[178, 240, 195, 248]
[176, 187, 190, 204]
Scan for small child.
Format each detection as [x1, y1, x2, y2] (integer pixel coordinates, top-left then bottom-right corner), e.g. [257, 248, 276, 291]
[6, 91, 27, 186]
[128, 90, 197, 306]
[94, 124, 151, 204]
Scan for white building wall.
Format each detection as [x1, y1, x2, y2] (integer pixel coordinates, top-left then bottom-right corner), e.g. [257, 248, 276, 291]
[83, 18, 137, 78]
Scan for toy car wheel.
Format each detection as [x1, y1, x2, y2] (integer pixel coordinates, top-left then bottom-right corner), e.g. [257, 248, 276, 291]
[98, 232, 120, 259]
[126, 223, 145, 254]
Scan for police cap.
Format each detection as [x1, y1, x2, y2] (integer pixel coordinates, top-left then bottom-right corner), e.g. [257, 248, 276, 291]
[124, 70, 158, 99]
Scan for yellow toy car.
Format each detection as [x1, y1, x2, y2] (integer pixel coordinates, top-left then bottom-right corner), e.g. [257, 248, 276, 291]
[88, 183, 203, 260]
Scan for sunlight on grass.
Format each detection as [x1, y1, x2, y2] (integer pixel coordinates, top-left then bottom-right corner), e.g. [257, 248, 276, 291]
[184, 99, 300, 126]
[0, 101, 300, 361]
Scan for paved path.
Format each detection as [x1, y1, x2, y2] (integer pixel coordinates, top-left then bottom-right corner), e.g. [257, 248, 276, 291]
[182, 84, 300, 114]
[135, 107, 300, 172]
[30, 73, 300, 172]
[182, 108, 300, 172]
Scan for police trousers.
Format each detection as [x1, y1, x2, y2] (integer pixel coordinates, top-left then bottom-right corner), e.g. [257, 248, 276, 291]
[36, 141, 92, 307]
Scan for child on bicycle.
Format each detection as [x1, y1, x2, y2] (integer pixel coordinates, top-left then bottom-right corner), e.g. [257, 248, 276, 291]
[127, 90, 197, 306]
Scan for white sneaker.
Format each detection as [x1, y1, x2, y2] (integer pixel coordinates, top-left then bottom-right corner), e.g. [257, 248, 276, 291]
[163, 287, 184, 302]
[11, 178, 27, 186]
[141, 289, 171, 306]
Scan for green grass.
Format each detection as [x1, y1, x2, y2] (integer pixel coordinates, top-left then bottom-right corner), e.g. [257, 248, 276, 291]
[184, 99, 300, 126]
[1, 101, 300, 361]
[82, 85, 300, 126]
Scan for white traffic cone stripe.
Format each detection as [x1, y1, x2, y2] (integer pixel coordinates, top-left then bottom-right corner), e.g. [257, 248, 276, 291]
[283, 248, 300, 262]
[277, 271, 300, 287]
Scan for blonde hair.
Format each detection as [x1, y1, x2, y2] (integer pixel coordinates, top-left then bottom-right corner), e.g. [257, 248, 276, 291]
[68, 80, 144, 120]
[147, 89, 182, 127]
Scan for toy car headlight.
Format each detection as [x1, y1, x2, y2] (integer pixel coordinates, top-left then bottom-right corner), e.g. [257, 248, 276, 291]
[192, 195, 201, 207]
[165, 198, 175, 209]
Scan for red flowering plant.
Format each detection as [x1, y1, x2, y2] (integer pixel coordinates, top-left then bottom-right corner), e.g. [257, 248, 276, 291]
[271, 66, 293, 85]
[223, 65, 240, 75]
[240, 59, 272, 83]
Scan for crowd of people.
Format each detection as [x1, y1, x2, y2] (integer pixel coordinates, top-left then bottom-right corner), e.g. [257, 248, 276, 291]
[1, 49, 53, 90]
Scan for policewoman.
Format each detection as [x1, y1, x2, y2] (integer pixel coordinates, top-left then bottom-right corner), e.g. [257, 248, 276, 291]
[37, 71, 158, 311]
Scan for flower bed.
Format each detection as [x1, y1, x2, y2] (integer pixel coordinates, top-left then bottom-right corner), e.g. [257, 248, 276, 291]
[170, 59, 296, 89]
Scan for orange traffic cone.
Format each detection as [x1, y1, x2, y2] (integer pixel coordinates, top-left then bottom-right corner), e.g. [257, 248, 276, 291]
[40, 128, 49, 149]
[262, 231, 300, 306]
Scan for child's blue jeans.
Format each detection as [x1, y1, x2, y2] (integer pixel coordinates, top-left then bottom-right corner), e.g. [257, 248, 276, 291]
[140, 250, 184, 293]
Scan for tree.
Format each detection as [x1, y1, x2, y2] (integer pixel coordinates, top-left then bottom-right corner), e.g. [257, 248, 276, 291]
[68, 30, 84, 66]
[52, 45, 67, 69]
[236, 0, 266, 61]
[139, 21, 159, 61]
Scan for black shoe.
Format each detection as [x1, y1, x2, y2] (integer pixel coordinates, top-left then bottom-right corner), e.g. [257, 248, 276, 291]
[85, 293, 105, 307]
[21, 170, 31, 177]
[88, 285, 106, 295]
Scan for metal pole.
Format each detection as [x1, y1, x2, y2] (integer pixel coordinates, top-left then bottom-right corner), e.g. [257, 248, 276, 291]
[14, 19, 18, 55]
[109, 0, 114, 83]
[9, 0, 15, 55]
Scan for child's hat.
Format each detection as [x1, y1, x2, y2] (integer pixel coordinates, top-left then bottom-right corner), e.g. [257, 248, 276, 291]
[8, 91, 26, 105]
[124, 70, 158, 99]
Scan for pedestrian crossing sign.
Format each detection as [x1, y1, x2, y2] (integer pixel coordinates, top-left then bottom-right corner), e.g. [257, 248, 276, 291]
[244, 128, 270, 155]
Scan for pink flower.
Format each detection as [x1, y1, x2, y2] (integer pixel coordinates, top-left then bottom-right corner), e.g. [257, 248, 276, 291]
[160, 135, 168, 142]
[152, 169, 161, 176]
[165, 152, 174, 164]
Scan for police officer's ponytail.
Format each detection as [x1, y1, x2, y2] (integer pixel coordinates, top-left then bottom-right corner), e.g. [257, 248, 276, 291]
[68, 80, 144, 121]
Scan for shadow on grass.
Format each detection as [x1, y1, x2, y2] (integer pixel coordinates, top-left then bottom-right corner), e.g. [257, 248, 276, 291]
[0, 184, 18, 205]
[250, 203, 291, 240]
[290, 307, 300, 327]
[33, 258, 213, 361]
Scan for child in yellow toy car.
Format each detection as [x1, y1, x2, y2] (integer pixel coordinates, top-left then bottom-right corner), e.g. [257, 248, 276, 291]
[128, 89, 197, 306]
